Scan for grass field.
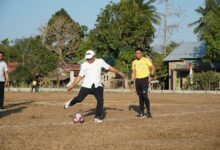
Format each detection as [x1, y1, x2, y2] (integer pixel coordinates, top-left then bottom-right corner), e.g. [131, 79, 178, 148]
[0, 92, 220, 150]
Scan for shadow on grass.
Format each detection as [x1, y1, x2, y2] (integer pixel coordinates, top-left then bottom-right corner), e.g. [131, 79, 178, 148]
[4, 101, 33, 109]
[128, 105, 140, 114]
[0, 106, 27, 118]
[0, 100, 33, 118]
[79, 107, 124, 119]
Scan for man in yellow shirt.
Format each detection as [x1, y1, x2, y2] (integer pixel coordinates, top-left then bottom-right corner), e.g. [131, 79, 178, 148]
[131, 48, 155, 118]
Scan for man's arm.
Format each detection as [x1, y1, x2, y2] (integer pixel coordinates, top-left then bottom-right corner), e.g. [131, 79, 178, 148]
[131, 69, 136, 81]
[67, 76, 82, 92]
[4, 71, 9, 82]
[130, 66, 136, 92]
[100, 59, 126, 79]
[131, 62, 136, 84]
[108, 66, 126, 79]
[149, 65, 156, 78]
[4, 71, 9, 86]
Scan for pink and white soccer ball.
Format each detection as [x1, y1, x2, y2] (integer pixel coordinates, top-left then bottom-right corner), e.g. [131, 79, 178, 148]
[73, 113, 84, 123]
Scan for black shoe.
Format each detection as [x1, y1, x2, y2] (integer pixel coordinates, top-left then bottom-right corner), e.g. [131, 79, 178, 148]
[137, 113, 146, 118]
[146, 111, 152, 118]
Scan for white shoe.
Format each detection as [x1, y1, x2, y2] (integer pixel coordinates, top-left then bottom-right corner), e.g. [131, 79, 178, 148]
[94, 118, 103, 123]
[64, 99, 72, 109]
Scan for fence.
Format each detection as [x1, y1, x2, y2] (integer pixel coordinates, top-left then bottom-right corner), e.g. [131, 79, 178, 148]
[6, 87, 220, 95]
[8, 78, 220, 91]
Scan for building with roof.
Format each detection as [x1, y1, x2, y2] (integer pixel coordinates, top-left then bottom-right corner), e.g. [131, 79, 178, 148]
[163, 42, 220, 90]
[44, 62, 81, 88]
[163, 42, 206, 62]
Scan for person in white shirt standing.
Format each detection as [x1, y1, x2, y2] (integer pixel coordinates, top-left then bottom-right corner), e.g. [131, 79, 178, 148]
[64, 50, 126, 123]
[0, 51, 9, 110]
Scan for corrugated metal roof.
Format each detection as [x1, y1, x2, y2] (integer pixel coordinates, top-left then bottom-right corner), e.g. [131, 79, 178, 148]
[163, 42, 206, 62]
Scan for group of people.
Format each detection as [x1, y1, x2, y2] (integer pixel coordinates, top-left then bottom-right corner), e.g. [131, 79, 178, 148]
[0, 48, 155, 123]
[64, 48, 155, 123]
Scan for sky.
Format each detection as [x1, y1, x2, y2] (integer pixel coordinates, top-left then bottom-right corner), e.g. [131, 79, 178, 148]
[0, 0, 205, 46]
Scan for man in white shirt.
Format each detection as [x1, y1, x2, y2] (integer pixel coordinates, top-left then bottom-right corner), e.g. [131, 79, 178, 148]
[64, 50, 126, 123]
[0, 51, 9, 110]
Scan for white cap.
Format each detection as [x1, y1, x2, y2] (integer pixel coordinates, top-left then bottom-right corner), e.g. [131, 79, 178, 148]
[85, 50, 95, 59]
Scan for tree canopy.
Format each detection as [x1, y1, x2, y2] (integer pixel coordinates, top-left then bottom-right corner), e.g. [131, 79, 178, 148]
[11, 36, 59, 82]
[85, 0, 160, 58]
[190, 0, 220, 62]
[42, 9, 83, 62]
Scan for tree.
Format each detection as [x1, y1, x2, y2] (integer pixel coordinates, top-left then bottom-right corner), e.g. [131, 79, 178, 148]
[189, 0, 220, 62]
[1, 38, 10, 46]
[11, 36, 59, 83]
[87, 0, 160, 58]
[166, 41, 179, 55]
[0, 39, 22, 63]
[42, 9, 83, 62]
[158, 0, 183, 56]
[150, 41, 179, 88]
[10, 65, 32, 86]
[150, 51, 167, 87]
[75, 39, 90, 62]
[115, 49, 135, 75]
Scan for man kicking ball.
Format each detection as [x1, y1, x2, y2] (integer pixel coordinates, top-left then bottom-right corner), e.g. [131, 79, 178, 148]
[64, 50, 126, 123]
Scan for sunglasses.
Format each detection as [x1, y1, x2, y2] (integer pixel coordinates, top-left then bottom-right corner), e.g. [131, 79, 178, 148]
[86, 58, 93, 61]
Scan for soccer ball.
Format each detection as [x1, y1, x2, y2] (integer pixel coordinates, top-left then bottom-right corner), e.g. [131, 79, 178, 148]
[73, 113, 84, 124]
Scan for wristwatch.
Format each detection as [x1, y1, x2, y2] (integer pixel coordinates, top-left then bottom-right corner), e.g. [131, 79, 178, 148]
[150, 74, 155, 78]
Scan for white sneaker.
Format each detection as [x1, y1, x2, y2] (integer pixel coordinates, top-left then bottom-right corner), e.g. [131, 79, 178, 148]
[64, 99, 72, 109]
[94, 118, 103, 123]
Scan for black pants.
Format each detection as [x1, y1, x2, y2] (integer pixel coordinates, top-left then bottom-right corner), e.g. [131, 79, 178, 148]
[0, 82, 5, 108]
[135, 77, 150, 114]
[70, 84, 104, 119]
[32, 86, 39, 92]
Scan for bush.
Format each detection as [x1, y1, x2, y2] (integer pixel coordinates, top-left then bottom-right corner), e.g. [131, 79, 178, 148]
[187, 71, 220, 90]
[10, 65, 32, 84]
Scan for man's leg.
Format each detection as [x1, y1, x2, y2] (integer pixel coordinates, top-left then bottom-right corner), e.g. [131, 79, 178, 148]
[70, 87, 91, 106]
[0, 82, 5, 109]
[64, 87, 91, 109]
[142, 79, 150, 112]
[140, 78, 152, 118]
[143, 92, 150, 112]
[93, 86, 104, 119]
[135, 79, 145, 116]
[138, 94, 145, 114]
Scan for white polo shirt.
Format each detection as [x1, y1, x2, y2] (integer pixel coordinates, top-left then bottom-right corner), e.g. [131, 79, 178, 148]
[79, 58, 110, 88]
[0, 61, 8, 82]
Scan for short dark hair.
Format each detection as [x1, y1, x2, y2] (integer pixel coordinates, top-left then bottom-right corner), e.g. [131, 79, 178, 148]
[0, 51, 5, 56]
[135, 48, 143, 52]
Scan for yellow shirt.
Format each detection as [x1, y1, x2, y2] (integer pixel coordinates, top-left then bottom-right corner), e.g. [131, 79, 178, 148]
[132, 57, 153, 79]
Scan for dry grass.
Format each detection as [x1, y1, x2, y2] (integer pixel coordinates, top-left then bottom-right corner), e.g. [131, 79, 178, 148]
[0, 92, 220, 150]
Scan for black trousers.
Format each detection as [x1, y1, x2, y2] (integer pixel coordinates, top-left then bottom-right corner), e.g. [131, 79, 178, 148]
[70, 84, 104, 119]
[0, 82, 5, 108]
[135, 77, 150, 114]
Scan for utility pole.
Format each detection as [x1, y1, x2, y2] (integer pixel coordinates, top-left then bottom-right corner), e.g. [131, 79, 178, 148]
[163, 0, 168, 56]
[160, 0, 182, 56]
